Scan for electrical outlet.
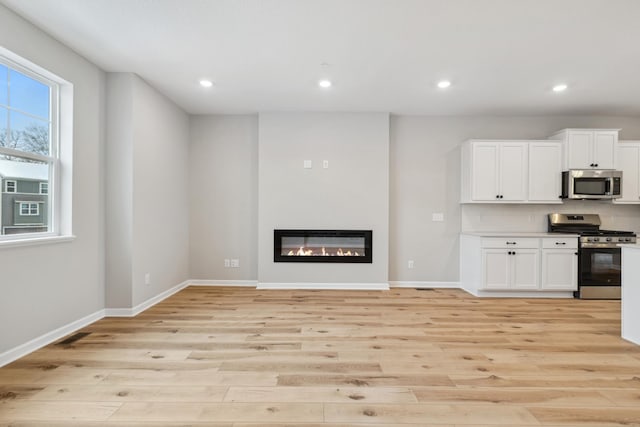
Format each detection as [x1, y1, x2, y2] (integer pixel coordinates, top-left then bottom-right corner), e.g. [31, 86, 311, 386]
[231, 259, 240, 268]
[323, 160, 329, 169]
[408, 260, 414, 269]
[144, 273, 151, 285]
[224, 259, 230, 268]
[432, 213, 444, 222]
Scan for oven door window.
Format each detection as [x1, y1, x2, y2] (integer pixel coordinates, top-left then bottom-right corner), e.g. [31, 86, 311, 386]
[574, 178, 607, 196]
[579, 247, 621, 286]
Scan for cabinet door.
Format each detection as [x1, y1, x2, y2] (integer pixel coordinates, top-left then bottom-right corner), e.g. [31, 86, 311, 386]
[528, 142, 562, 202]
[482, 250, 510, 289]
[471, 143, 500, 201]
[500, 143, 527, 201]
[541, 249, 577, 290]
[511, 249, 539, 290]
[593, 131, 617, 169]
[615, 144, 640, 203]
[566, 131, 593, 169]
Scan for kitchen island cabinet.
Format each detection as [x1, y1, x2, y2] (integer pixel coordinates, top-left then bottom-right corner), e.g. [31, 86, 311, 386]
[621, 244, 640, 345]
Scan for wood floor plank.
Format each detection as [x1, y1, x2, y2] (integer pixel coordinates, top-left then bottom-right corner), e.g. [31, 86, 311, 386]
[0, 401, 121, 421]
[527, 406, 640, 426]
[323, 403, 540, 425]
[1, 286, 639, 425]
[223, 386, 418, 403]
[108, 402, 324, 423]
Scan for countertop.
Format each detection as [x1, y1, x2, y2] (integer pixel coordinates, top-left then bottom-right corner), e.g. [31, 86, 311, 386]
[620, 243, 640, 249]
[461, 232, 578, 238]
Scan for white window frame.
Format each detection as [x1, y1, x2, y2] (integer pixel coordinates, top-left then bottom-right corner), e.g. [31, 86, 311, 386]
[39, 182, 48, 194]
[18, 202, 39, 216]
[4, 180, 16, 193]
[0, 53, 61, 244]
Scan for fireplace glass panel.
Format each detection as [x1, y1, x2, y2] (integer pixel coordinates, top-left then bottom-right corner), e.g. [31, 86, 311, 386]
[274, 230, 372, 263]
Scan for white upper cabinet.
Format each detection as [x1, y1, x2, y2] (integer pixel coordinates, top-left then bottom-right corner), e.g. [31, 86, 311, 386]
[461, 140, 527, 203]
[528, 141, 563, 203]
[615, 141, 640, 204]
[549, 129, 618, 170]
[461, 140, 561, 204]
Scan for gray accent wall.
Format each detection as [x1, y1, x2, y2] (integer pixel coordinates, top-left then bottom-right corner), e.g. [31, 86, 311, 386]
[257, 113, 390, 285]
[0, 4, 106, 354]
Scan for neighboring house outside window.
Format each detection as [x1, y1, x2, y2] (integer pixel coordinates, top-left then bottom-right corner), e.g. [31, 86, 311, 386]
[19, 202, 39, 216]
[0, 162, 49, 234]
[4, 179, 15, 193]
[0, 54, 58, 238]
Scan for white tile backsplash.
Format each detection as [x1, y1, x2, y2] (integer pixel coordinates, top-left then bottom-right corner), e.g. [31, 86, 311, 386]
[462, 201, 640, 233]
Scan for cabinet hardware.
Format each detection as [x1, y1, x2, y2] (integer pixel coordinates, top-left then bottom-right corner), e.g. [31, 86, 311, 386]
[555, 242, 566, 245]
[575, 252, 579, 255]
[506, 241, 517, 245]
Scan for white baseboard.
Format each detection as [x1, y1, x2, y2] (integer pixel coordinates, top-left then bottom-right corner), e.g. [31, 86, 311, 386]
[0, 309, 105, 368]
[463, 288, 575, 298]
[189, 280, 258, 287]
[105, 280, 191, 317]
[389, 281, 460, 289]
[257, 282, 390, 290]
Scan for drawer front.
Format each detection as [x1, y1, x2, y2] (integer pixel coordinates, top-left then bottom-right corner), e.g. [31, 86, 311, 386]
[541, 237, 578, 249]
[481, 237, 539, 249]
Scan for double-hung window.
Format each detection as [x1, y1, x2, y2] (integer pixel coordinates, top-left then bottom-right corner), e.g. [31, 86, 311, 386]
[0, 55, 59, 239]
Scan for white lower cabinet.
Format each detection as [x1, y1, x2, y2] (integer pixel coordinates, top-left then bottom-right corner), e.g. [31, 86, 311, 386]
[540, 237, 578, 291]
[541, 249, 577, 290]
[482, 248, 539, 290]
[460, 234, 577, 296]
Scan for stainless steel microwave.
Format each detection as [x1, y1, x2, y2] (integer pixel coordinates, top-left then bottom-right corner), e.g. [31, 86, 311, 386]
[561, 170, 622, 200]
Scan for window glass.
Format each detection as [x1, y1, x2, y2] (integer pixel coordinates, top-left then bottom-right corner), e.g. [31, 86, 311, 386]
[0, 107, 7, 149]
[5, 180, 16, 193]
[0, 155, 50, 234]
[9, 110, 49, 156]
[0, 56, 57, 240]
[0, 64, 7, 106]
[8, 69, 49, 119]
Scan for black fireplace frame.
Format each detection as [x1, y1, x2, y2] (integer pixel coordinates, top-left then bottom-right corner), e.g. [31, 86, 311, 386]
[274, 229, 373, 263]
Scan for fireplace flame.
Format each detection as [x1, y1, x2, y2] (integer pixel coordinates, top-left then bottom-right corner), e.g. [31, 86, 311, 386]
[284, 246, 363, 257]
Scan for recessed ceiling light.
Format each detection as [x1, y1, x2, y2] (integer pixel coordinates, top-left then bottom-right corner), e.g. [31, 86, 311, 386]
[437, 80, 451, 89]
[552, 84, 568, 92]
[318, 79, 332, 88]
[199, 79, 214, 88]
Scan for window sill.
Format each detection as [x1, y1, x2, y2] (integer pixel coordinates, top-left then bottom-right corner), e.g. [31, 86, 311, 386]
[0, 235, 76, 249]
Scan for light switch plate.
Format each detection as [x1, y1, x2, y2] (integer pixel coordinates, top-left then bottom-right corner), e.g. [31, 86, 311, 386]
[304, 160, 312, 169]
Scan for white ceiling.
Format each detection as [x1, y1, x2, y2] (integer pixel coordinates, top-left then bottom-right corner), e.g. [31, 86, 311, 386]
[2, 0, 640, 116]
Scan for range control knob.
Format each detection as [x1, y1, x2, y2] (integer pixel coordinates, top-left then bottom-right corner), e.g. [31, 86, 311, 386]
[593, 237, 600, 242]
[606, 237, 612, 242]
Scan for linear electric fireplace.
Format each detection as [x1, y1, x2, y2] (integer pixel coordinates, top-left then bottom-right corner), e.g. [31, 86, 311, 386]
[274, 229, 372, 263]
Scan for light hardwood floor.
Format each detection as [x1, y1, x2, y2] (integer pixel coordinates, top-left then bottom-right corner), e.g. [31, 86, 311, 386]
[1, 286, 640, 426]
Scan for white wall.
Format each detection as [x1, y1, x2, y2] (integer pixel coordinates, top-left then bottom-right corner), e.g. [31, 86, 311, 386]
[0, 5, 106, 353]
[257, 113, 389, 285]
[189, 115, 258, 280]
[105, 73, 190, 308]
[105, 74, 133, 308]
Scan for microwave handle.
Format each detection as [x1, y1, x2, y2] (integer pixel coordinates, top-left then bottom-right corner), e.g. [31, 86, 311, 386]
[605, 179, 611, 194]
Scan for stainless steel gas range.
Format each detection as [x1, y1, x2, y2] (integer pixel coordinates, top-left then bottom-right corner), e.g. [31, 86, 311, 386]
[548, 213, 636, 299]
